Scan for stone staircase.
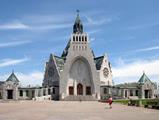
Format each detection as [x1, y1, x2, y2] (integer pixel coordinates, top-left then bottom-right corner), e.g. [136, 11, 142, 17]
[63, 95, 96, 101]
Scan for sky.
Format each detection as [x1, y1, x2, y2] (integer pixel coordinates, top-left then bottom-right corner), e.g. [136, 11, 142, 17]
[0, 0, 159, 86]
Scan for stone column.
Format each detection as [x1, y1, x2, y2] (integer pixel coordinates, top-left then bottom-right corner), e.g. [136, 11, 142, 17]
[23, 90, 26, 99]
[140, 86, 145, 99]
[74, 81, 77, 95]
[133, 90, 136, 96]
[127, 90, 130, 98]
[122, 89, 125, 98]
[45, 88, 48, 96]
[83, 85, 86, 96]
[2, 85, 7, 100]
[40, 88, 43, 96]
[13, 86, 18, 100]
[28, 89, 32, 99]
[151, 89, 154, 98]
[34, 89, 38, 97]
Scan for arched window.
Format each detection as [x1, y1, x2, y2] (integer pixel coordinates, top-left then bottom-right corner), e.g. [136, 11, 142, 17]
[77, 83, 83, 95]
[79, 36, 81, 41]
[82, 36, 84, 41]
[76, 36, 78, 41]
[85, 36, 87, 41]
[73, 36, 75, 41]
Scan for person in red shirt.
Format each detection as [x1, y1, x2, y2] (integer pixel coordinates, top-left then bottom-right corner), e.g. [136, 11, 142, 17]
[108, 96, 113, 109]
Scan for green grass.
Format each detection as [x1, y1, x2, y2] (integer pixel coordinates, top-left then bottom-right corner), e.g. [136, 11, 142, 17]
[113, 99, 129, 105]
[113, 98, 159, 106]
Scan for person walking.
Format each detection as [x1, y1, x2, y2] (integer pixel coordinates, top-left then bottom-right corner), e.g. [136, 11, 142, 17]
[108, 96, 113, 109]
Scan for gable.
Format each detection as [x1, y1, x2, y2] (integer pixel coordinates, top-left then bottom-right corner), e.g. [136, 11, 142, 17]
[6, 73, 19, 83]
[138, 73, 152, 84]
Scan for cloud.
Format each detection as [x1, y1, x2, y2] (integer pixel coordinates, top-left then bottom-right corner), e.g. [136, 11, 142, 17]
[89, 38, 95, 43]
[0, 22, 30, 30]
[0, 57, 29, 67]
[0, 40, 32, 48]
[0, 71, 43, 87]
[87, 29, 101, 35]
[32, 23, 72, 30]
[112, 58, 159, 84]
[85, 15, 112, 26]
[17, 71, 43, 87]
[136, 46, 159, 52]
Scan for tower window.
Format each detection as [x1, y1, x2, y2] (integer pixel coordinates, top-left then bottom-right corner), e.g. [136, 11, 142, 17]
[73, 36, 75, 41]
[85, 36, 87, 41]
[76, 36, 78, 41]
[79, 36, 81, 41]
[82, 36, 84, 41]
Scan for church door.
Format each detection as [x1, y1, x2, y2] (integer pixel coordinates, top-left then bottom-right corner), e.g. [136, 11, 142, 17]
[7, 90, 13, 99]
[86, 86, 91, 95]
[77, 83, 83, 95]
[69, 86, 74, 95]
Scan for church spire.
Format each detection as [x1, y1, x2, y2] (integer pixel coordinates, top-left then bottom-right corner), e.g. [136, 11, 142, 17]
[49, 53, 54, 62]
[73, 10, 83, 34]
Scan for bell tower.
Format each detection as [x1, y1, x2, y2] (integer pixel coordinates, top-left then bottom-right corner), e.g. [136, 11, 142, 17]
[73, 10, 83, 34]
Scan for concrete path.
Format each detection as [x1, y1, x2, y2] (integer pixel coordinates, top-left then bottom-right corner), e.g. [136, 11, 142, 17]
[0, 101, 158, 120]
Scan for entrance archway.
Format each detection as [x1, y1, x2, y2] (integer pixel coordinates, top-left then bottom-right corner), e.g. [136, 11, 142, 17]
[77, 83, 83, 95]
[7, 90, 13, 99]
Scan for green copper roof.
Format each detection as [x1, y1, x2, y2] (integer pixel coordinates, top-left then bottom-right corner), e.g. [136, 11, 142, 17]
[115, 82, 139, 88]
[138, 72, 151, 84]
[54, 55, 64, 72]
[94, 56, 104, 70]
[6, 72, 19, 83]
[61, 39, 71, 59]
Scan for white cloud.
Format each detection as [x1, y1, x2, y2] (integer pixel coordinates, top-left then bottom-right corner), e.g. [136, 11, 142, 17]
[136, 46, 159, 52]
[112, 58, 159, 84]
[32, 23, 72, 30]
[0, 71, 43, 87]
[17, 71, 43, 87]
[0, 57, 29, 67]
[0, 22, 30, 30]
[87, 29, 101, 35]
[0, 40, 31, 48]
[85, 16, 112, 26]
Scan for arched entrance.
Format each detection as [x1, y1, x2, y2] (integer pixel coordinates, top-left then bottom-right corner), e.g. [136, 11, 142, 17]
[77, 83, 83, 95]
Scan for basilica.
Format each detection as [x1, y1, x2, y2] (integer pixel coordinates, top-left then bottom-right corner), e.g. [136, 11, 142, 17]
[0, 13, 157, 101]
[42, 13, 113, 100]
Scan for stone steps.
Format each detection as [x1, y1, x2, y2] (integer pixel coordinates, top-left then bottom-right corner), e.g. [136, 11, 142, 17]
[63, 95, 96, 101]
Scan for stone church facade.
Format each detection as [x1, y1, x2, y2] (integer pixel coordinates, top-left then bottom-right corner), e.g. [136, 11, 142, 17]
[43, 13, 113, 100]
[0, 13, 157, 101]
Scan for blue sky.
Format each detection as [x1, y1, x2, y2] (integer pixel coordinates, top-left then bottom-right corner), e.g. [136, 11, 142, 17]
[0, 0, 159, 86]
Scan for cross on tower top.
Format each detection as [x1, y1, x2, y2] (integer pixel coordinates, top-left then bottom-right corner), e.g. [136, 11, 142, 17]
[76, 9, 80, 15]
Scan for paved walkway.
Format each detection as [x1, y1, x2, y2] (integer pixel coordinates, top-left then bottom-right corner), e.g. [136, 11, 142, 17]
[0, 101, 158, 120]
